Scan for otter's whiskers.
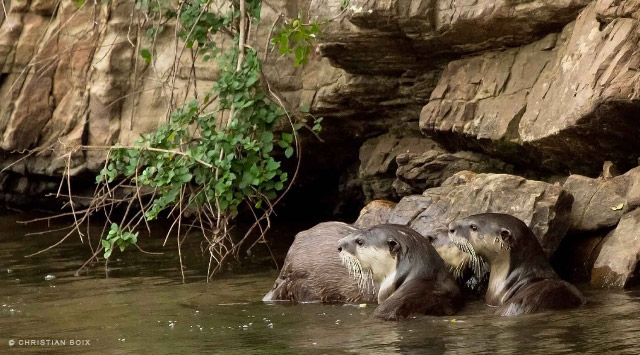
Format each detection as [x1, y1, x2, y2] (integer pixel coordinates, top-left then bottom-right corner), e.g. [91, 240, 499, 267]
[450, 236, 489, 279]
[340, 252, 375, 294]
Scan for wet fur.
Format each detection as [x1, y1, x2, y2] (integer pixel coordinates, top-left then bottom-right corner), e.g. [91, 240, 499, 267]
[263, 222, 378, 303]
[338, 224, 463, 320]
[449, 213, 585, 316]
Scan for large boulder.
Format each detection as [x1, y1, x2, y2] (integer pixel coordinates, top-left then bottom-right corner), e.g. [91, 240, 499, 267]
[311, 0, 590, 74]
[420, 3, 640, 176]
[563, 167, 640, 232]
[353, 200, 396, 229]
[388, 171, 574, 255]
[393, 150, 514, 196]
[591, 208, 640, 289]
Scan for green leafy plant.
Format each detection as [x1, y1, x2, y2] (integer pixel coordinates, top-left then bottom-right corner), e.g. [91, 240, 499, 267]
[271, 15, 322, 66]
[31, 0, 348, 280]
[102, 224, 138, 259]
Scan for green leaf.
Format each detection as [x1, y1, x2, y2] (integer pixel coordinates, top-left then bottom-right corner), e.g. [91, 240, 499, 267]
[282, 133, 293, 143]
[76, 0, 85, 7]
[285, 146, 294, 158]
[140, 48, 152, 64]
[104, 248, 112, 259]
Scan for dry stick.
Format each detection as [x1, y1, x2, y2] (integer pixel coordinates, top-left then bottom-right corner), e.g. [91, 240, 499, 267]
[225, 0, 248, 128]
[74, 246, 104, 277]
[80, 145, 215, 169]
[177, 185, 186, 283]
[24, 225, 75, 237]
[64, 151, 85, 242]
[263, 14, 283, 62]
[168, 0, 204, 113]
[245, 200, 278, 270]
[1, 0, 12, 31]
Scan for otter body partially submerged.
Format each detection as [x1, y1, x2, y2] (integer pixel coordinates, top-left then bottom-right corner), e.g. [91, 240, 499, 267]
[338, 224, 463, 320]
[448, 213, 585, 316]
[263, 222, 378, 303]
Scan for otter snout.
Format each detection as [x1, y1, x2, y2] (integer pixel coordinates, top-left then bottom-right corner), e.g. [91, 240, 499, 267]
[448, 221, 459, 235]
[337, 237, 356, 255]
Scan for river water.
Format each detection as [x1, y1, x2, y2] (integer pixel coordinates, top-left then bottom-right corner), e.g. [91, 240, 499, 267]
[2, 211, 640, 354]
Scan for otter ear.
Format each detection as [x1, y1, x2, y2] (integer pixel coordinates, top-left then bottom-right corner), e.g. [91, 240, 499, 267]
[387, 239, 400, 255]
[500, 228, 512, 244]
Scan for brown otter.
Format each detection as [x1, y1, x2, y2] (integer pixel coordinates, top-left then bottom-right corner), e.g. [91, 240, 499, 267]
[448, 213, 585, 316]
[338, 224, 463, 320]
[426, 228, 488, 295]
[262, 222, 378, 303]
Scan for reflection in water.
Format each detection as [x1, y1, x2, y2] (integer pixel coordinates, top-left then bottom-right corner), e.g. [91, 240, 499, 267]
[1, 211, 640, 354]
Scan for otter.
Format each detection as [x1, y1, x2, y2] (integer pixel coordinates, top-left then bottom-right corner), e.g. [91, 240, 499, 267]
[448, 213, 585, 316]
[426, 228, 488, 295]
[263, 222, 378, 303]
[338, 224, 463, 320]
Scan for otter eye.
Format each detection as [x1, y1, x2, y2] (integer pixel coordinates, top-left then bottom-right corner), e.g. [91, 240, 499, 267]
[470, 224, 478, 232]
[355, 239, 364, 246]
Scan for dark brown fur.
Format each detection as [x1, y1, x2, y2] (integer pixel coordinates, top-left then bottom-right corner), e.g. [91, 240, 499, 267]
[449, 213, 585, 316]
[339, 224, 464, 320]
[263, 222, 377, 303]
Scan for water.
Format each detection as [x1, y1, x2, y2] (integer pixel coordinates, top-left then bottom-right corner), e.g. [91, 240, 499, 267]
[2, 211, 640, 354]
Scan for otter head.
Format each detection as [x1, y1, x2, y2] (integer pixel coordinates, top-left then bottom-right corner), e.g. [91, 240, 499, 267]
[425, 228, 471, 280]
[446, 213, 524, 278]
[337, 225, 401, 296]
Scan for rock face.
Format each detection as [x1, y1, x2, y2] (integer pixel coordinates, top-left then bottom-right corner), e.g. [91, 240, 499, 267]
[388, 171, 573, 255]
[591, 208, 640, 289]
[358, 133, 442, 201]
[312, 0, 590, 74]
[394, 150, 514, 196]
[357, 132, 514, 202]
[563, 167, 640, 232]
[420, 3, 640, 176]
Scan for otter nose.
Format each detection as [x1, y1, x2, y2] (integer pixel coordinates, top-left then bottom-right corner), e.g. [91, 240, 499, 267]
[338, 246, 342, 252]
[448, 222, 456, 234]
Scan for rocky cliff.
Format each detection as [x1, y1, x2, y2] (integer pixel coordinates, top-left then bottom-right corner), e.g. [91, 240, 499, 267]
[2, 0, 640, 288]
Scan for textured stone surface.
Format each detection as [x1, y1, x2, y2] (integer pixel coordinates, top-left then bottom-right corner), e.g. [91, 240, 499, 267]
[352, 199, 396, 229]
[393, 150, 514, 196]
[388, 171, 574, 255]
[358, 132, 442, 201]
[591, 208, 640, 289]
[421, 3, 640, 176]
[312, 0, 590, 74]
[563, 167, 640, 232]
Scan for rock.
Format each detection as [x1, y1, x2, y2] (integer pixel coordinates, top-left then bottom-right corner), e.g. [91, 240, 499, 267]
[591, 208, 640, 289]
[353, 200, 396, 229]
[312, 0, 589, 74]
[388, 171, 573, 255]
[421, 3, 640, 176]
[358, 132, 442, 202]
[563, 166, 640, 232]
[393, 150, 514, 196]
[596, 0, 640, 24]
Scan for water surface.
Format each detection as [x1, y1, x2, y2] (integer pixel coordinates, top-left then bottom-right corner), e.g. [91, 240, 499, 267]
[1, 211, 640, 354]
